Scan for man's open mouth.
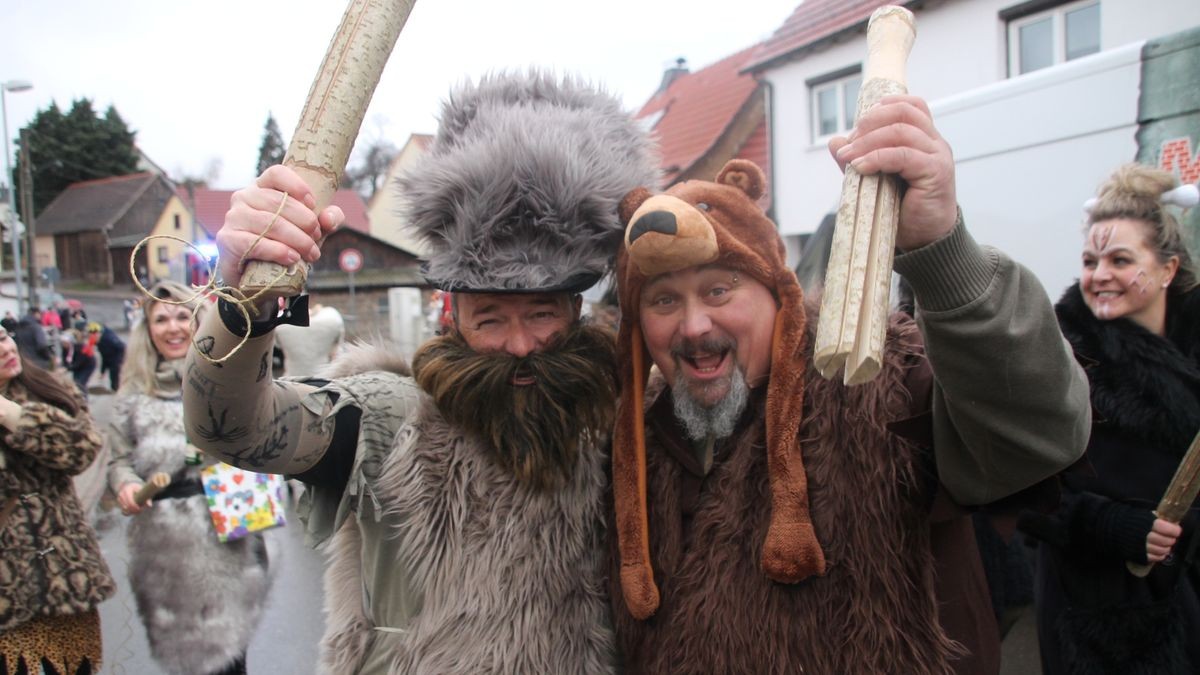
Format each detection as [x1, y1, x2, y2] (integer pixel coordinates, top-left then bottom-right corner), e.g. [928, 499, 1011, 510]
[511, 365, 536, 386]
[681, 349, 731, 380]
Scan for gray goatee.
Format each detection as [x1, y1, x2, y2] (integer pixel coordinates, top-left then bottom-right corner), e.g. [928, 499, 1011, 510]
[672, 364, 750, 442]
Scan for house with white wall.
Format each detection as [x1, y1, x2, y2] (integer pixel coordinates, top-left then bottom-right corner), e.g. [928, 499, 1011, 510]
[744, 0, 1200, 297]
[366, 133, 432, 256]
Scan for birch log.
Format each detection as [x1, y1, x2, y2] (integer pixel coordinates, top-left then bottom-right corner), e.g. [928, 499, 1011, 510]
[134, 472, 171, 506]
[813, 6, 915, 385]
[239, 0, 417, 300]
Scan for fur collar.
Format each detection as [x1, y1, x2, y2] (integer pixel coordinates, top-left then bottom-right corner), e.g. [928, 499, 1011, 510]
[1055, 284, 1200, 451]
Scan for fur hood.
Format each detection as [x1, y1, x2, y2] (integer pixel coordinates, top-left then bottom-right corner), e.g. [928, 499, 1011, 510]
[1055, 284, 1200, 451]
[397, 70, 659, 292]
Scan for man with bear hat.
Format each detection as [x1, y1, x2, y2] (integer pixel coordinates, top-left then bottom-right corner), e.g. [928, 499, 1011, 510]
[183, 71, 656, 673]
[606, 94, 1091, 674]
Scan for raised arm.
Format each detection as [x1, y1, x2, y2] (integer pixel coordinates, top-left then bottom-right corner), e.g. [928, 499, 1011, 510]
[832, 95, 1090, 504]
[183, 165, 344, 475]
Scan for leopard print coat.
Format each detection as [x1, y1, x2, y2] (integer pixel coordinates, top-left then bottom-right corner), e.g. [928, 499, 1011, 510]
[0, 377, 115, 633]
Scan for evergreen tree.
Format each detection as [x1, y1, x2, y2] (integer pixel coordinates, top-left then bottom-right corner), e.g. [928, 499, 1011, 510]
[256, 114, 287, 176]
[13, 98, 140, 216]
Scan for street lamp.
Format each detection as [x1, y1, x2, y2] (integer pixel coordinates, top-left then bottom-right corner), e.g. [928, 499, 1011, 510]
[2, 79, 32, 316]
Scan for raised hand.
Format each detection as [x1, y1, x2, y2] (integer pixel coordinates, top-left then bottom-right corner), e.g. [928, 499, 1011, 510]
[828, 94, 957, 252]
[216, 165, 344, 289]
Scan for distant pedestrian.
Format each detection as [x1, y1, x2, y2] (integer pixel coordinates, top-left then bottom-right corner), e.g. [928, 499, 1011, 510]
[122, 299, 136, 330]
[95, 324, 125, 392]
[272, 300, 344, 377]
[13, 311, 52, 371]
[40, 306, 62, 331]
[67, 322, 98, 396]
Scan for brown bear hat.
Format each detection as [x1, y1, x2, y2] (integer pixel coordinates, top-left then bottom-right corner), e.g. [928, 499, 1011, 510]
[612, 159, 827, 620]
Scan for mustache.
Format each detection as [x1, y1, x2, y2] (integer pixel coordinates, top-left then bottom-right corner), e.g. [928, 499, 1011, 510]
[671, 335, 736, 359]
[410, 322, 618, 491]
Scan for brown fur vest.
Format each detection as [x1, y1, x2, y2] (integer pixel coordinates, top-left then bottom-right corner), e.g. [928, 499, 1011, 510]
[610, 314, 961, 674]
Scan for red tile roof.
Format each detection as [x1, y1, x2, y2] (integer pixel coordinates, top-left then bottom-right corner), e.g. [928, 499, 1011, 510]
[735, 118, 772, 211]
[178, 186, 371, 237]
[637, 46, 764, 185]
[744, 0, 905, 72]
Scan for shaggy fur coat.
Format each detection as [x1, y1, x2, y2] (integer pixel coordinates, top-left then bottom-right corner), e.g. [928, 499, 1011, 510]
[1023, 285, 1200, 674]
[610, 314, 968, 675]
[309, 346, 615, 674]
[108, 369, 278, 675]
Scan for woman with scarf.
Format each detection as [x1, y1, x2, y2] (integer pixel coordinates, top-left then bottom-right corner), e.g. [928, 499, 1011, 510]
[1, 321, 113, 674]
[1023, 164, 1200, 673]
[106, 281, 277, 675]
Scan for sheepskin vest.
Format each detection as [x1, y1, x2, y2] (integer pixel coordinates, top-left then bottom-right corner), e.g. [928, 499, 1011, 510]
[310, 349, 615, 674]
[611, 316, 960, 675]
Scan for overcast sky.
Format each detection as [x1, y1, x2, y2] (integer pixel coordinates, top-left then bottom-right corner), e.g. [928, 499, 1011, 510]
[2, 0, 799, 191]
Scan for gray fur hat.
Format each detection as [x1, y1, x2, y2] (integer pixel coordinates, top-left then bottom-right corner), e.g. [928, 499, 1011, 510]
[398, 70, 659, 293]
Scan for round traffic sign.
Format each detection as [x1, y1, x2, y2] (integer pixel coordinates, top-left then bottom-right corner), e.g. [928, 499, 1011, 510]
[339, 248, 364, 273]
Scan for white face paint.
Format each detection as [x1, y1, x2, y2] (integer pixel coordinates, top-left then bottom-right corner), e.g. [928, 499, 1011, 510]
[1081, 218, 1178, 334]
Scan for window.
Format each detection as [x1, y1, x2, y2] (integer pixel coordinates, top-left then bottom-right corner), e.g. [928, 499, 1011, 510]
[174, 214, 181, 230]
[157, 245, 169, 263]
[810, 70, 862, 142]
[1007, 0, 1100, 76]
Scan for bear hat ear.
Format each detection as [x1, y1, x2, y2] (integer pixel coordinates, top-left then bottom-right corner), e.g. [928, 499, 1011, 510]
[715, 159, 766, 202]
[620, 187, 654, 226]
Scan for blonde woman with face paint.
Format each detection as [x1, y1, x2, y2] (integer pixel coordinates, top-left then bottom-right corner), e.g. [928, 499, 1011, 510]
[1020, 164, 1200, 674]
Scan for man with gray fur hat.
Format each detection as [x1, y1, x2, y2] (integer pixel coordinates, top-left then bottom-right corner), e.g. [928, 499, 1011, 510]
[182, 71, 657, 674]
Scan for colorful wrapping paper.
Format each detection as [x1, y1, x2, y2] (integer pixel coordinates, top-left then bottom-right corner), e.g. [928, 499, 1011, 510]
[200, 463, 287, 543]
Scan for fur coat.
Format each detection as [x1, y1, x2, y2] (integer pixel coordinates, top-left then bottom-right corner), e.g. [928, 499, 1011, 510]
[1024, 284, 1200, 674]
[107, 363, 278, 675]
[610, 314, 970, 675]
[306, 345, 615, 674]
[0, 378, 114, 633]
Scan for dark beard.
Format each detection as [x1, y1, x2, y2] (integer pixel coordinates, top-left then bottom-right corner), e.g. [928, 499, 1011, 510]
[410, 322, 618, 491]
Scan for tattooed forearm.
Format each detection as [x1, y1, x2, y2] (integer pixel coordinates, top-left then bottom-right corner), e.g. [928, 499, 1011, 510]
[194, 335, 223, 368]
[228, 423, 289, 468]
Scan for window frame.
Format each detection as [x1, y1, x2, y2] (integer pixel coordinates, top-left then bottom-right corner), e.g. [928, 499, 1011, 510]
[808, 66, 863, 144]
[1006, 0, 1101, 77]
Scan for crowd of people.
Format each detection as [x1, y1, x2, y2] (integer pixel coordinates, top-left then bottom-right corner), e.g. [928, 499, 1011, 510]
[1, 68, 1198, 675]
[0, 300, 127, 399]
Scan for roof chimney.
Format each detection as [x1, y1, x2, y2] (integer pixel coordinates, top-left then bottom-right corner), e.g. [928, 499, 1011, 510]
[657, 57, 689, 94]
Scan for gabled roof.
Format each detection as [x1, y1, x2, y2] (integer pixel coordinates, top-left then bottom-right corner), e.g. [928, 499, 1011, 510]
[638, 46, 765, 186]
[179, 186, 372, 237]
[38, 172, 174, 237]
[744, 0, 905, 73]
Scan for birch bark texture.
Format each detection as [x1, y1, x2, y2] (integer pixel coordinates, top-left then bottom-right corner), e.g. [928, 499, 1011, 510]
[239, 0, 417, 299]
[813, 6, 915, 386]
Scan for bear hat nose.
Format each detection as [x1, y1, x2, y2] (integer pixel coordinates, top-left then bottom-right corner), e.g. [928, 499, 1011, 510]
[627, 210, 678, 244]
